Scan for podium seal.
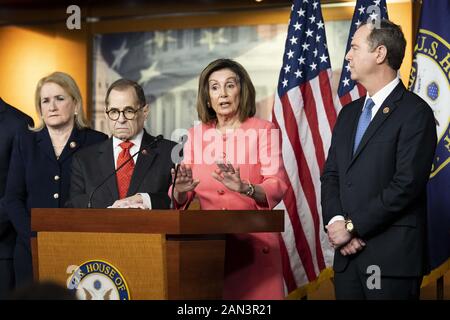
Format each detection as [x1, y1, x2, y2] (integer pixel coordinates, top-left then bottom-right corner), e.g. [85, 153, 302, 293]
[66, 260, 130, 300]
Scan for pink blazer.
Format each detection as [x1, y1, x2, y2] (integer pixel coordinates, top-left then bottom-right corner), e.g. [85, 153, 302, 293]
[170, 117, 288, 299]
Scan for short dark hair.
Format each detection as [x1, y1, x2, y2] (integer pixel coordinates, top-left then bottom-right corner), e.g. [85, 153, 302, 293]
[362, 19, 406, 70]
[197, 58, 256, 124]
[105, 78, 146, 108]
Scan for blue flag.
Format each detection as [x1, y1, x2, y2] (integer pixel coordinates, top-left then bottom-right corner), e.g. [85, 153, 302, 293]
[409, 0, 450, 274]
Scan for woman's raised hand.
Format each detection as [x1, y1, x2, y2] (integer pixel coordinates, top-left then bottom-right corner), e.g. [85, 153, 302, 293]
[171, 164, 200, 193]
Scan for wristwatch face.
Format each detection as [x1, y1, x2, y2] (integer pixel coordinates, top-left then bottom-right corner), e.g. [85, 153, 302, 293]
[346, 221, 354, 232]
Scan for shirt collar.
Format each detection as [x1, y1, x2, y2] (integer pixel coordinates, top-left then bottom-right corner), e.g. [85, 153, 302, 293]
[365, 76, 400, 109]
[113, 129, 144, 150]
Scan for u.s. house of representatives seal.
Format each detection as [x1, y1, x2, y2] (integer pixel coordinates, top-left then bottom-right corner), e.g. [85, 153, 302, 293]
[409, 28, 449, 144]
[66, 260, 130, 300]
[409, 25, 450, 178]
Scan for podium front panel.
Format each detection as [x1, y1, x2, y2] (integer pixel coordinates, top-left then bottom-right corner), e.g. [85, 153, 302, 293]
[37, 232, 167, 300]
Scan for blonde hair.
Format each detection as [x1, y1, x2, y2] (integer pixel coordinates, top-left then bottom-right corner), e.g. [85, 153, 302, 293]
[31, 71, 89, 131]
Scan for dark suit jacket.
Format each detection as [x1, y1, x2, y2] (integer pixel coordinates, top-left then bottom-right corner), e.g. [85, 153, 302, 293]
[68, 131, 176, 209]
[4, 125, 107, 286]
[0, 98, 33, 259]
[321, 82, 437, 277]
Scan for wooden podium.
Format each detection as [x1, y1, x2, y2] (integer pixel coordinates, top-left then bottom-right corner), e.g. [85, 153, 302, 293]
[31, 209, 284, 300]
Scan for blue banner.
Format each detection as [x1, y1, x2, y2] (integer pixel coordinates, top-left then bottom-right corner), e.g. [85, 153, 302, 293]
[409, 0, 450, 271]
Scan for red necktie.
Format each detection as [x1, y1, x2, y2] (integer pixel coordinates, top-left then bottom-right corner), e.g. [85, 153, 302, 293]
[116, 141, 135, 199]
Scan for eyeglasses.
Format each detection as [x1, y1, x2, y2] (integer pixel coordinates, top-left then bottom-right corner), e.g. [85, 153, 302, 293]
[105, 105, 145, 121]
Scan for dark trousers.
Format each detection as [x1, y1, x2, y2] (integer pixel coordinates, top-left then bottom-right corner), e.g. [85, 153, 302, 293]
[334, 258, 421, 300]
[13, 238, 33, 289]
[0, 258, 14, 299]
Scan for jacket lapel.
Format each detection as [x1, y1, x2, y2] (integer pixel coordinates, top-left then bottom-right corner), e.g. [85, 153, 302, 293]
[37, 127, 58, 163]
[57, 127, 85, 163]
[98, 138, 119, 201]
[345, 98, 365, 168]
[347, 82, 405, 171]
[127, 132, 158, 196]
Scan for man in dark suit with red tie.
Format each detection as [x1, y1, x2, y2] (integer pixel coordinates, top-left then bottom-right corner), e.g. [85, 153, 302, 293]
[68, 79, 175, 209]
[321, 20, 437, 299]
[0, 98, 33, 297]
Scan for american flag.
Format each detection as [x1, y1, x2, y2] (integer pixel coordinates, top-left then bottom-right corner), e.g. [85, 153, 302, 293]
[272, 0, 335, 295]
[336, 0, 388, 108]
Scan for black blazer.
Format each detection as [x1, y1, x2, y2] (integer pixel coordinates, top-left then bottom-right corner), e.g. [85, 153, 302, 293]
[0, 99, 33, 258]
[4, 125, 107, 285]
[68, 131, 176, 209]
[321, 82, 437, 277]
[5, 126, 108, 241]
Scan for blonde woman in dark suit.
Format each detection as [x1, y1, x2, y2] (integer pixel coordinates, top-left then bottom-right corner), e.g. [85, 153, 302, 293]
[4, 72, 107, 288]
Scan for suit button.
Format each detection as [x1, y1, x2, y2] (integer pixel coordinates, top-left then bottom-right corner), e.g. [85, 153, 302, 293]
[217, 189, 225, 195]
[54, 175, 60, 181]
[262, 246, 270, 254]
[53, 193, 59, 199]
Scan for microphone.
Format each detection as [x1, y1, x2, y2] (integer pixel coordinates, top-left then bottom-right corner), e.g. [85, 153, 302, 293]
[170, 134, 188, 209]
[87, 134, 163, 208]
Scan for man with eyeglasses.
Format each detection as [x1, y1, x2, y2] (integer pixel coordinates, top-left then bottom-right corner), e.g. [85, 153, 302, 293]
[67, 79, 176, 209]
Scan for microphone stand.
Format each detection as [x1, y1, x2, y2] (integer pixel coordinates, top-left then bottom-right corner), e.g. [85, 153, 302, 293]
[170, 134, 188, 209]
[170, 163, 180, 209]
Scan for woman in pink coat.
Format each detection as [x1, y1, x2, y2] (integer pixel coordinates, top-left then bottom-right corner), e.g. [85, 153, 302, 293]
[170, 58, 288, 300]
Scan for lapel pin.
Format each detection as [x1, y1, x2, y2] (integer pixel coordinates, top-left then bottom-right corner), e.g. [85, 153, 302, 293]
[69, 141, 77, 148]
[142, 149, 148, 155]
[383, 107, 390, 114]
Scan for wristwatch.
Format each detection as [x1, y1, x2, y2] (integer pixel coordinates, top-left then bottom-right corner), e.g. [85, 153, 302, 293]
[241, 181, 255, 198]
[345, 219, 355, 234]
[245, 182, 255, 198]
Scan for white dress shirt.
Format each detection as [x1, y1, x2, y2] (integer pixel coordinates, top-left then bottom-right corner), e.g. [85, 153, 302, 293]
[112, 130, 152, 209]
[364, 76, 400, 120]
[327, 77, 400, 226]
